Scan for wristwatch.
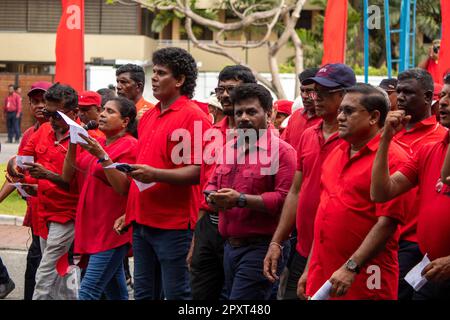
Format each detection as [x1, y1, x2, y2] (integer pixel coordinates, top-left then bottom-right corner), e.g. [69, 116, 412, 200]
[345, 259, 361, 274]
[236, 193, 247, 208]
[97, 154, 110, 163]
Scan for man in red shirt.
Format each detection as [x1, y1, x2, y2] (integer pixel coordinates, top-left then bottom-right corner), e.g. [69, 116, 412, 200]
[272, 100, 293, 131]
[264, 63, 356, 299]
[188, 65, 257, 300]
[371, 76, 450, 299]
[116, 64, 154, 120]
[297, 84, 410, 300]
[280, 68, 321, 150]
[125, 47, 211, 300]
[418, 40, 442, 84]
[3, 84, 22, 143]
[15, 83, 80, 300]
[393, 68, 448, 300]
[204, 83, 296, 299]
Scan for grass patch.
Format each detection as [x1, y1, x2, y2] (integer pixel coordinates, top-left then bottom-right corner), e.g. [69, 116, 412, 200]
[0, 163, 27, 217]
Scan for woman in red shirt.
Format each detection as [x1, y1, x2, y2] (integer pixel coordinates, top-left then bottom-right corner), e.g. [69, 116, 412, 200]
[62, 97, 138, 300]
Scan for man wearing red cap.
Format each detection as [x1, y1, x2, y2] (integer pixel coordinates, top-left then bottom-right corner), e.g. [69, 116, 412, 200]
[273, 100, 293, 132]
[78, 91, 104, 139]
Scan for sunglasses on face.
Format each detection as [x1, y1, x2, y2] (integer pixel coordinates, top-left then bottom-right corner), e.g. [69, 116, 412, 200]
[214, 85, 237, 95]
[42, 108, 70, 120]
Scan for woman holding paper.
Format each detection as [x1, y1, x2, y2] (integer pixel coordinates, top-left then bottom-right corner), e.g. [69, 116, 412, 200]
[61, 96, 138, 300]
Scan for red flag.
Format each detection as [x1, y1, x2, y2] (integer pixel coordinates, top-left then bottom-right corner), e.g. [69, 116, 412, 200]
[321, 0, 348, 65]
[55, 0, 85, 92]
[438, 0, 450, 83]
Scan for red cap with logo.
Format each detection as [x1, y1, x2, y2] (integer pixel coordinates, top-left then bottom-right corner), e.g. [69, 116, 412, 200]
[78, 91, 102, 108]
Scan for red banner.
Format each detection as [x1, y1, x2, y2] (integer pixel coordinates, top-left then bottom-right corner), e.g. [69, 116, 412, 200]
[321, 0, 348, 65]
[55, 0, 85, 92]
[438, 0, 450, 83]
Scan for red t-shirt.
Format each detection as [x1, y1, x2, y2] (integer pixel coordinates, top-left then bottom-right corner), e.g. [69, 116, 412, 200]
[425, 58, 442, 84]
[73, 134, 137, 254]
[295, 122, 343, 258]
[19, 122, 79, 239]
[306, 134, 410, 300]
[19, 125, 40, 234]
[398, 133, 450, 260]
[136, 97, 155, 120]
[280, 108, 321, 151]
[393, 116, 448, 242]
[126, 96, 212, 230]
[205, 131, 297, 238]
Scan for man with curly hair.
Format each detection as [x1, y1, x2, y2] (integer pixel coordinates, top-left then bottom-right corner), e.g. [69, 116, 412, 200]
[124, 47, 212, 300]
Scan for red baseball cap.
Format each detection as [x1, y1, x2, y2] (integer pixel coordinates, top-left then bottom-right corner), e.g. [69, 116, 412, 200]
[78, 91, 101, 108]
[27, 81, 52, 97]
[274, 100, 293, 116]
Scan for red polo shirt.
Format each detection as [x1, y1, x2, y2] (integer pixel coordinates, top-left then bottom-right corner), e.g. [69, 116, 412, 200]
[4, 92, 22, 114]
[398, 132, 450, 260]
[74, 134, 137, 254]
[306, 134, 410, 300]
[126, 95, 212, 230]
[393, 116, 448, 242]
[295, 122, 343, 258]
[19, 122, 79, 239]
[280, 108, 321, 151]
[205, 131, 297, 238]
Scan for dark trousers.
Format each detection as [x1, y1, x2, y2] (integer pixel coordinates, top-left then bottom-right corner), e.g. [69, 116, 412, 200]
[190, 214, 226, 300]
[24, 233, 42, 300]
[6, 111, 20, 142]
[398, 240, 423, 300]
[223, 240, 290, 300]
[283, 251, 307, 300]
[413, 279, 450, 300]
[132, 223, 192, 300]
[0, 256, 10, 284]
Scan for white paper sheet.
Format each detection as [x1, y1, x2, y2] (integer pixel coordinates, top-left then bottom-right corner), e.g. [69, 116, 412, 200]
[57, 111, 88, 145]
[12, 183, 36, 198]
[133, 180, 156, 192]
[405, 254, 431, 291]
[16, 156, 34, 169]
[311, 280, 332, 300]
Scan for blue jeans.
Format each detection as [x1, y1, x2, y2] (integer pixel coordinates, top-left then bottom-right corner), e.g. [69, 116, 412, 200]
[224, 240, 290, 300]
[133, 223, 192, 300]
[78, 244, 129, 300]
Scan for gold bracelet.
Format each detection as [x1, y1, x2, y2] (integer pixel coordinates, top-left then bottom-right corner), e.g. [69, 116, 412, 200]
[269, 241, 284, 250]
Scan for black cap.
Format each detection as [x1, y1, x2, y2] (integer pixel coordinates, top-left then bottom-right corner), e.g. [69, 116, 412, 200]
[303, 64, 356, 88]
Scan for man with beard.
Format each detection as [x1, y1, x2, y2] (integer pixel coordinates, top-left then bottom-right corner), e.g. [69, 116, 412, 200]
[264, 64, 356, 299]
[280, 68, 321, 151]
[391, 69, 447, 300]
[14, 83, 80, 299]
[204, 83, 296, 299]
[371, 74, 450, 299]
[116, 64, 154, 120]
[187, 65, 256, 300]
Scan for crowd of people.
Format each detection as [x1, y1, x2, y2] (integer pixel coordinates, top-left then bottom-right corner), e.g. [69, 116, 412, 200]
[0, 46, 449, 300]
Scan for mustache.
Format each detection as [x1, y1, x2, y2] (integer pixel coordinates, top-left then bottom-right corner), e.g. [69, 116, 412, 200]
[237, 123, 254, 129]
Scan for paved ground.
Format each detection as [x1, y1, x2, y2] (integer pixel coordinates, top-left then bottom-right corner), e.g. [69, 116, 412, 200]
[0, 133, 21, 164]
[0, 224, 29, 300]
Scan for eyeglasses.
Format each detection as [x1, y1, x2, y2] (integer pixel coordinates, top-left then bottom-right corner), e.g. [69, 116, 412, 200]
[214, 85, 237, 95]
[42, 108, 70, 120]
[308, 88, 344, 100]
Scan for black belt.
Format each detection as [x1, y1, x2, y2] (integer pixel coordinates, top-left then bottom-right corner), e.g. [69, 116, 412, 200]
[227, 236, 272, 248]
